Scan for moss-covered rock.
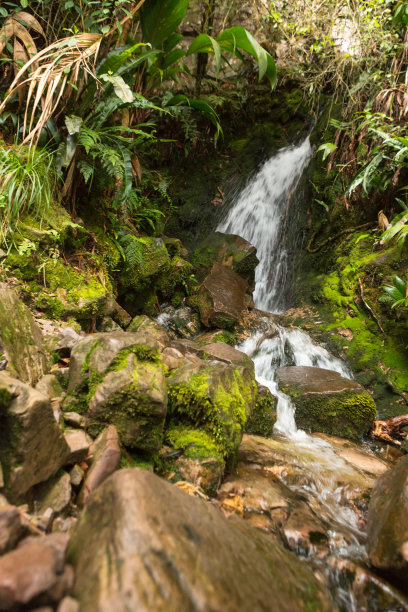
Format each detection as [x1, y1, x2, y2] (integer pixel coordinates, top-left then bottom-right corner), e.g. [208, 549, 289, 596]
[167, 358, 257, 460]
[119, 237, 170, 290]
[245, 384, 277, 437]
[276, 366, 376, 441]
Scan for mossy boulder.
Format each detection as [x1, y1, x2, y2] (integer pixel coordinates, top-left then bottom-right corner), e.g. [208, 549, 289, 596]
[192, 231, 259, 290]
[0, 283, 50, 385]
[127, 315, 170, 347]
[245, 384, 277, 437]
[161, 425, 225, 495]
[64, 331, 168, 450]
[88, 353, 166, 451]
[119, 237, 170, 290]
[276, 366, 376, 441]
[0, 372, 69, 501]
[195, 329, 236, 346]
[167, 358, 257, 460]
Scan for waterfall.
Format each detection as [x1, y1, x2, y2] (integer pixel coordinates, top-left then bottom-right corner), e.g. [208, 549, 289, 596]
[217, 137, 353, 439]
[218, 137, 313, 313]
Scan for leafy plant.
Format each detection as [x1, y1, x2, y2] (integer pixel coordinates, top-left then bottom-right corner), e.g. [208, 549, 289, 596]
[0, 144, 57, 246]
[380, 275, 408, 309]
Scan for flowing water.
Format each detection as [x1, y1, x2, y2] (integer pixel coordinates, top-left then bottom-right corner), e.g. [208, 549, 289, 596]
[216, 139, 387, 603]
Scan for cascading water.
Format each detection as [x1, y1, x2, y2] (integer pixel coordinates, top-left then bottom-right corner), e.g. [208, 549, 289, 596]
[218, 137, 313, 313]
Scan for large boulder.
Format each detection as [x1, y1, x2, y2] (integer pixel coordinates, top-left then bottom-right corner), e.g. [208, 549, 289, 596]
[193, 263, 248, 329]
[68, 469, 334, 611]
[0, 373, 69, 501]
[192, 231, 259, 290]
[276, 366, 376, 440]
[0, 283, 49, 384]
[366, 454, 408, 584]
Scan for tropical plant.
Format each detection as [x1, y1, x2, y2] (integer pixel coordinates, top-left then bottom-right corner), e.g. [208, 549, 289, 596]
[380, 275, 408, 309]
[0, 144, 57, 246]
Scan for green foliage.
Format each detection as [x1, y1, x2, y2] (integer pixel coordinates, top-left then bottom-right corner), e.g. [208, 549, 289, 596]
[382, 209, 408, 246]
[0, 145, 57, 246]
[380, 275, 408, 309]
[141, 0, 189, 48]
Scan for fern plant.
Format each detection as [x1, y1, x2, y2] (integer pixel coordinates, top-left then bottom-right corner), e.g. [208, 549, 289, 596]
[380, 276, 408, 309]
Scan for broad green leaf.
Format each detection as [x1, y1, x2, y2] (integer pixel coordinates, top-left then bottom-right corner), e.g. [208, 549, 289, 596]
[187, 34, 222, 76]
[141, 0, 189, 48]
[97, 43, 150, 75]
[65, 114, 83, 135]
[163, 33, 183, 53]
[317, 142, 337, 161]
[216, 26, 276, 87]
[100, 74, 133, 103]
[163, 48, 185, 70]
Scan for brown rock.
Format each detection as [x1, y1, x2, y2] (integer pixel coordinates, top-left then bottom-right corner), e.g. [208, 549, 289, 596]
[0, 506, 23, 554]
[64, 429, 92, 464]
[367, 454, 408, 583]
[197, 263, 248, 329]
[57, 596, 80, 612]
[0, 533, 69, 609]
[77, 426, 120, 505]
[35, 472, 72, 515]
[68, 469, 335, 611]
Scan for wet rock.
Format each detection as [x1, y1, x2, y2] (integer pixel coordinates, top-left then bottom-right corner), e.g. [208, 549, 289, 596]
[63, 429, 91, 464]
[0, 373, 69, 501]
[192, 231, 259, 290]
[282, 502, 330, 558]
[0, 283, 49, 384]
[276, 366, 376, 440]
[0, 533, 70, 609]
[158, 305, 201, 339]
[245, 384, 277, 436]
[366, 454, 408, 583]
[68, 468, 334, 611]
[0, 506, 23, 554]
[195, 263, 248, 329]
[35, 472, 72, 515]
[167, 357, 257, 460]
[87, 352, 167, 451]
[77, 426, 120, 506]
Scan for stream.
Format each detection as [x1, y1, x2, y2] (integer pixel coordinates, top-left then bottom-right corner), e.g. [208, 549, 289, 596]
[217, 138, 398, 609]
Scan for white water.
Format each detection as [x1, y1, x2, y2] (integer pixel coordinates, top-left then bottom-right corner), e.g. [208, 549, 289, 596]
[218, 137, 313, 312]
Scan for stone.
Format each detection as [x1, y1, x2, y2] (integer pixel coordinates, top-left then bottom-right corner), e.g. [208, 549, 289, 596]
[158, 306, 201, 339]
[0, 283, 50, 384]
[366, 454, 408, 583]
[0, 373, 70, 501]
[35, 472, 72, 515]
[160, 425, 225, 495]
[201, 341, 255, 371]
[98, 316, 122, 332]
[127, 315, 170, 347]
[77, 426, 120, 506]
[66, 330, 163, 397]
[282, 502, 330, 558]
[68, 469, 334, 611]
[276, 366, 376, 440]
[167, 357, 257, 460]
[106, 299, 132, 328]
[0, 506, 23, 554]
[87, 352, 167, 451]
[245, 384, 277, 436]
[35, 375, 64, 400]
[0, 533, 69, 609]
[53, 327, 83, 357]
[57, 597, 80, 612]
[192, 231, 259, 290]
[64, 429, 91, 464]
[63, 411, 86, 428]
[69, 465, 84, 487]
[195, 263, 248, 329]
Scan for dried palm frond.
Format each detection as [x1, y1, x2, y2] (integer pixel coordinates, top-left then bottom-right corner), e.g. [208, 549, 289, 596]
[0, 0, 147, 147]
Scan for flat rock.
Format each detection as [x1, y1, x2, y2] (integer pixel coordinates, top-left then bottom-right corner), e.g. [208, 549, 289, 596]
[276, 366, 376, 440]
[68, 468, 334, 611]
[0, 283, 49, 384]
[0, 373, 70, 501]
[64, 429, 91, 464]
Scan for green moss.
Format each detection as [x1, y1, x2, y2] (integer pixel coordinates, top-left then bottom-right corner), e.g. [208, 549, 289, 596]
[165, 425, 224, 461]
[246, 388, 277, 437]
